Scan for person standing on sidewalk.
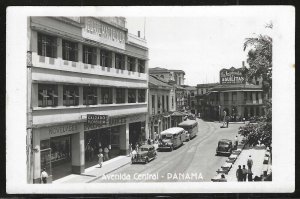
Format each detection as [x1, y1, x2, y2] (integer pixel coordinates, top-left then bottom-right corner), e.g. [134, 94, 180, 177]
[98, 152, 104, 168]
[247, 155, 253, 173]
[40, 168, 48, 184]
[248, 170, 253, 181]
[236, 165, 243, 182]
[104, 147, 109, 161]
[242, 165, 248, 181]
[234, 136, 238, 150]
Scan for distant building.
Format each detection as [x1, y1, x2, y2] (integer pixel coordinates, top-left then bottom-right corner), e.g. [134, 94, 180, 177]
[149, 67, 185, 86]
[182, 85, 197, 114]
[196, 83, 219, 118]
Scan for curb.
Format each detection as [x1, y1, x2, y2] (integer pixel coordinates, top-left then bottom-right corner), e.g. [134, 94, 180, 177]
[87, 160, 131, 183]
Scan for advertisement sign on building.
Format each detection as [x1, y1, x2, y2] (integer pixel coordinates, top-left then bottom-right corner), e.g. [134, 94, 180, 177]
[220, 67, 245, 84]
[82, 17, 126, 50]
[87, 114, 109, 125]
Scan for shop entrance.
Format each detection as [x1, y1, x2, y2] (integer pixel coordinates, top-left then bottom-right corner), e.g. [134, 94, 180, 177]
[40, 135, 72, 181]
[129, 122, 141, 148]
[84, 126, 121, 168]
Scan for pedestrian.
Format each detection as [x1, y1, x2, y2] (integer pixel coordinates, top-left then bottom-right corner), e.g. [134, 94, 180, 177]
[236, 165, 243, 182]
[247, 155, 253, 173]
[40, 168, 48, 184]
[136, 143, 139, 152]
[243, 117, 246, 124]
[219, 174, 227, 182]
[98, 152, 103, 168]
[104, 147, 109, 161]
[147, 137, 151, 145]
[235, 136, 238, 150]
[248, 170, 253, 182]
[132, 149, 137, 160]
[242, 165, 248, 181]
[226, 116, 229, 128]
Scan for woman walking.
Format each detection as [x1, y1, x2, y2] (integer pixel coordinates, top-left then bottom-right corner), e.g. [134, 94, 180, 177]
[98, 150, 104, 168]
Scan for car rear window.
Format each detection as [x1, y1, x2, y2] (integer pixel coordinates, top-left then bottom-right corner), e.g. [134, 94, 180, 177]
[218, 142, 229, 147]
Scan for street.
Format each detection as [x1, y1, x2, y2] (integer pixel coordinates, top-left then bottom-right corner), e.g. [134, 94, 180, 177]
[94, 119, 243, 183]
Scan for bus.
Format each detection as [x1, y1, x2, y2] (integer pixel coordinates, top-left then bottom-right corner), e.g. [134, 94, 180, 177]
[158, 127, 184, 151]
[178, 120, 198, 139]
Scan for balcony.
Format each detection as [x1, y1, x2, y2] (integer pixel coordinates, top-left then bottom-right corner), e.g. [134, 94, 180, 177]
[127, 33, 147, 48]
[31, 52, 147, 87]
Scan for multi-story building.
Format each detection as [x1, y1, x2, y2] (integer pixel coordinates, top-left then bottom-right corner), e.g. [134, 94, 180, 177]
[196, 83, 219, 119]
[182, 85, 197, 114]
[149, 67, 185, 86]
[199, 67, 264, 121]
[27, 17, 148, 183]
[148, 75, 174, 139]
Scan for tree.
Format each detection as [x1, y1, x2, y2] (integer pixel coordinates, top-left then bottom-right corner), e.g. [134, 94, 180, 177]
[243, 22, 272, 94]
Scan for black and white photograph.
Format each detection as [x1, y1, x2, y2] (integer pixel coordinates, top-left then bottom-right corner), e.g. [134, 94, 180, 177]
[6, 6, 294, 193]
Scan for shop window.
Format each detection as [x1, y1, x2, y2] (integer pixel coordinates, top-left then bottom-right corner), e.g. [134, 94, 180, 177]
[138, 59, 145, 73]
[83, 45, 97, 65]
[62, 40, 78, 62]
[38, 33, 57, 58]
[127, 56, 136, 72]
[138, 89, 146, 103]
[38, 84, 58, 107]
[50, 135, 71, 163]
[63, 85, 79, 106]
[128, 89, 136, 103]
[100, 49, 112, 68]
[115, 53, 125, 70]
[83, 86, 97, 105]
[101, 87, 112, 104]
[116, 88, 125, 104]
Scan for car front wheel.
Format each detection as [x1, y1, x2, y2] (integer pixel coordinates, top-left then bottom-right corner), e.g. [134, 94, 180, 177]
[145, 157, 149, 164]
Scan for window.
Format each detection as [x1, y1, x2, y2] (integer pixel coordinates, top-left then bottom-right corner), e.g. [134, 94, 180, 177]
[38, 84, 58, 107]
[224, 92, 229, 104]
[101, 87, 112, 104]
[244, 92, 247, 101]
[138, 89, 146, 103]
[249, 92, 253, 101]
[162, 95, 165, 112]
[232, 92, 237, 103]
[100, 49, 112, 68]
[116, 88, 125, 104]
[83, 45, 97, 65]
[127, 56, 136, 72]
[63, 85, 79, 106]
[38, 33, 57, 58]
[191, 92, 194, 97]
[115, 53, 125, 70]
[128, 89, 136, 103]
[83, 86, 97, 105]
[256, 92, 259, 101]
[62, 40, 78, 62]
[166, 95, 169, 111]
[138, 59, 145, 73]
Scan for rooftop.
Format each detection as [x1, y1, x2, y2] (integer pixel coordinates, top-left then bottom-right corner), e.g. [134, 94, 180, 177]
[149, 67, 185, 75]
[210, 83, 263, 92]
[149, 75, 173, 89]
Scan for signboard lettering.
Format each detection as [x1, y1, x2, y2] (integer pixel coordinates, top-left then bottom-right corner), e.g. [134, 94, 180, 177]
[220, 67, 245, 84]
[84, 116, 127, 131]
[49, 124, 77, 136]
[87, 114, 108, 125]
[82, 18, 126, 50]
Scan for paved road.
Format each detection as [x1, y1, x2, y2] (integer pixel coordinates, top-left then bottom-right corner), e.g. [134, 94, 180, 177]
[94, 119, 243, 183]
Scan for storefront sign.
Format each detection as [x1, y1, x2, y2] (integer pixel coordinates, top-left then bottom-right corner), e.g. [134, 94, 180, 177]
[220, 67, 245, 84]
[84, 116, 127, 131]
[82, 17, 126, 50]
[48, 124, 78, 136]
[87, 114, 108, 125]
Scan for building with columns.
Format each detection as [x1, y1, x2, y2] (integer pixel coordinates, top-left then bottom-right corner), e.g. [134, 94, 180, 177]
[27, 17, 148, 183]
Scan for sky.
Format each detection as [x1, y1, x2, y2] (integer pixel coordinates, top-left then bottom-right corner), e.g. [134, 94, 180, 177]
[126, 16, 273, 86]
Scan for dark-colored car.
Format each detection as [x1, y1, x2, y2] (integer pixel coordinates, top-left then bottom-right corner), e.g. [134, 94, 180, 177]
[132, 144, 157, 164]
[216, 139, 233, 156]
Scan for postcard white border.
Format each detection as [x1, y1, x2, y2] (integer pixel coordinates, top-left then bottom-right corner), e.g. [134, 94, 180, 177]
[6, 6, 295, 193]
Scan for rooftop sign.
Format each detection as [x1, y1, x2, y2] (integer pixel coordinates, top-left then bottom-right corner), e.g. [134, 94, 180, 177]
[220, 67, 245, 84]
[82, 17, 126, 50]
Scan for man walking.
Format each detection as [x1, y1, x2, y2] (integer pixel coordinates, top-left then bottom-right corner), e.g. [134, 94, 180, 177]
[234, 136, 239, 150]
[40, 168, 48, 184]
[242, 165, 248, 181]
[247, 155, 253, 173]
[236, 165, 243, 182]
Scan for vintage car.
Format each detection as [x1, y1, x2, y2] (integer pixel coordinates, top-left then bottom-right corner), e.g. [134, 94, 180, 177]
[131, 144, 157, 164]
[216, 139, 233, 156]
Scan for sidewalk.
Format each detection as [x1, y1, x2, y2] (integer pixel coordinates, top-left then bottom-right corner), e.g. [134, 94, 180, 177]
[53, 156, 131, 183]
[226, 145, 266, 181]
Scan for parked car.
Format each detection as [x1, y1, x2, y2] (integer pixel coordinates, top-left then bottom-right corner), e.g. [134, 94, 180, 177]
[216, 139, 233, 156]
[131, 144, 157, 164]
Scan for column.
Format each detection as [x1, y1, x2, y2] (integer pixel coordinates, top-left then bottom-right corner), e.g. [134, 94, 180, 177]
[79, 86, 83, 105]
[30, 30, 38, 53]
[31, 83, 38, 107]
[220, 92, 224, 106]
[96, 48, 100, 66]
[119, 122, 129, 155]
[148, 90, 152, 114]
[71, 130, 85, 174]
[154, 94, 158, 115]
[135, 58, 139, 73]
[78, 43, 83, 63]
[112, 88, 116, 104]
[111, 52, 116, 68]
[135, 89, 139, 103]
[32, 130, 41, 183]
[125, 88, 128, 103]
[258, 92, 263, 104]
[57, 38, 63, 59]
[145, 114, 149, 139]
[252, 92, 257, 104]
[97, 87, 101, 104]
[58, 84, 63, 106]
[124, 55, 128, 71]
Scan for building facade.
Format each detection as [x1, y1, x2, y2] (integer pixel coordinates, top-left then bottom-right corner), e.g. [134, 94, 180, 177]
[148, 75, 174, 139]
[27, 17, 149, 183]
[196, 83, 219, 119]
